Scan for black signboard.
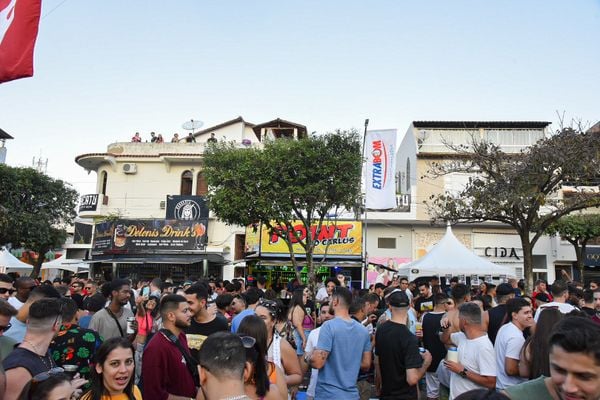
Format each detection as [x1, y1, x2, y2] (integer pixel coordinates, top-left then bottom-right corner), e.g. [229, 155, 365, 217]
[92, 219, 209, 254]
[79, 194, 99, 212]
[585, 246, 600, 267]
[73, 222, 94, 244]
[166, 196, 209, 220]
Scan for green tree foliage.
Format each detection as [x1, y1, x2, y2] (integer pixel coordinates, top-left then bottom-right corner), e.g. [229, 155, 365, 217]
[203, 131, 362, 289]
[0, 165, 78, 277]
[426, 128, 600, 291]
[546, 214, 600, 279]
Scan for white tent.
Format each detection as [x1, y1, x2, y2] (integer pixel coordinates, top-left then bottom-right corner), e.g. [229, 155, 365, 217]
[398, 225, 515, 280]
[41, 254, 89, 274]
[0, 248, 34, 274]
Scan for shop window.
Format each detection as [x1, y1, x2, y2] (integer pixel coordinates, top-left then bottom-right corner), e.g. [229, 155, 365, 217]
[100, 171, 108, 195]
[378, 237, 396, 249]
[180, 171, 193, 195]
[196, 171, 208, 196]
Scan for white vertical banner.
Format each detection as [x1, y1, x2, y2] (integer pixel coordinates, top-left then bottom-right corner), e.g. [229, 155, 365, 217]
[365, 129, 397, 209]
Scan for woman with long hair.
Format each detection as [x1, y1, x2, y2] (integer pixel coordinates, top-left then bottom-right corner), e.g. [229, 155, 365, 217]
[519, 308, 563, 379]
[287, 288, 314, 358]
[254, 299, 302, 388]
[18, 368, 75, 400]
[134, 294, 159, 384]
[81, 337, 141, 400]
[238, 315, 287, 400]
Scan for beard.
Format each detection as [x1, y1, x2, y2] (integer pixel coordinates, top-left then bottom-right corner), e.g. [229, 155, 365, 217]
[175, 317, 191, 330]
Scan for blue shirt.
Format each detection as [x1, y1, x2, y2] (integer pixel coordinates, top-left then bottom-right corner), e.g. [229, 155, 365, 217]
[230, 309, 255, 333]
[4, 317, 26, 343]
[315, 317, 371, 399]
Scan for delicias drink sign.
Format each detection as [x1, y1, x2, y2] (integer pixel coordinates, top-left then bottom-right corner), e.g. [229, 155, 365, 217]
[92, 219, 208, 254]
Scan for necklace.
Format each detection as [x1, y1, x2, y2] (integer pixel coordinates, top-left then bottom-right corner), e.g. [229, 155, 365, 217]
[219, 396, 250, 400]
[23, 339, 52, 370]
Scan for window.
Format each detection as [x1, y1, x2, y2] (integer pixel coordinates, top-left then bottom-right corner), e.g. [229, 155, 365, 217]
[196, 171, 208, 196]
[100, 171, 108, 195]
[378, 237, 396, 249]
[180, 171, 193, 195]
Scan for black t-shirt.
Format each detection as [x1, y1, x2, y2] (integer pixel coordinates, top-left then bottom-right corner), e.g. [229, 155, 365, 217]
[3, 348, 54, 376]
[184, 316, 229, 360]
[375, 321, 423, 400]
[421, 312, 447, 372]
[414, 295, 434, 315]
[488, 304, 508, 344]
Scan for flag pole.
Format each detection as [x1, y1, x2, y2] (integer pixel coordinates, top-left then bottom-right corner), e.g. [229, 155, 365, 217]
[361, 118, 369, 288]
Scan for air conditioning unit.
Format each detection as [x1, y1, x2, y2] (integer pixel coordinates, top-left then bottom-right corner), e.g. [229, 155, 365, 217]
[122, 163, 137, 174]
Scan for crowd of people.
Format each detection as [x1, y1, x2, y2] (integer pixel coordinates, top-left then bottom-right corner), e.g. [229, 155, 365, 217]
[130, 131, 213, 143]
[0, 271, 598, 400]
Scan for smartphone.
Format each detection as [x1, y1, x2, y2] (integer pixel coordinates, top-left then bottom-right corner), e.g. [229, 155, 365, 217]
[141, 286, 150, 297]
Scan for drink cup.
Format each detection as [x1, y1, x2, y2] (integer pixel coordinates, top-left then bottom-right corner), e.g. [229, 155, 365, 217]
[446, 347, 458, 363]
[62, 365, 78, 379]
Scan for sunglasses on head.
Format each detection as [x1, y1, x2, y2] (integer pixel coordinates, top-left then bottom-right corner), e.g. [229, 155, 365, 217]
[0, 288, 15, 295]
[239, 335, 256, 349]
[31, 367, 65, 383]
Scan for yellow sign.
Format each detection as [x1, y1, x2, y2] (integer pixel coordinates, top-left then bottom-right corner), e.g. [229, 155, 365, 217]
[258, 220, 362, 257]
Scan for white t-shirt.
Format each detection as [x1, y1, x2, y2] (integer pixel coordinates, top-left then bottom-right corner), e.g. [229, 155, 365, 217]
[534, 302, 576, 322]
[494, 322, 527, 390]
[315, 287, 329, 302]
[449, 332, 496, 400]
[7, 296, 24, 311]
[305, 327, 322, 397]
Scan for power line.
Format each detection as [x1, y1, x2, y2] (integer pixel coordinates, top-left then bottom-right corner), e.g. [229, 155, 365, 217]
[42, 0, 69, 19]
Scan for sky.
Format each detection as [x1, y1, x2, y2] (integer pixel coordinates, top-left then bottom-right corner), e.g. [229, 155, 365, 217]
[1, 0, 599, 197]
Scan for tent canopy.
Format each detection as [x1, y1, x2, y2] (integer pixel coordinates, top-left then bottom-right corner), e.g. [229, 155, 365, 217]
[399, 225, 515, 280]
[42, 255, 89, 273]
[0, 248, 34, 273]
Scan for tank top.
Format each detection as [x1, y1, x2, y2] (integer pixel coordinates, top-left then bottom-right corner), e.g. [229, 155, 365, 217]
[267, 333, 283, 370]
[3, 347, 55, 376]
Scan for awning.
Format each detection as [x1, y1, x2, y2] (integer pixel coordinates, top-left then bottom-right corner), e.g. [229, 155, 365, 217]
[88, 253, 226, 264]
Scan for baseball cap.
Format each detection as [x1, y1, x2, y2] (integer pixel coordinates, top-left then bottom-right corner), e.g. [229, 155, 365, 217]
[496, 283, 514, 296]
[534, 292, 550, 303]
[385, 289, 410, 308]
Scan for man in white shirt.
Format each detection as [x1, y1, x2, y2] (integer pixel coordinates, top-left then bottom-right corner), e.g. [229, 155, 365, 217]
[534, 279, 576, 322]
[495, 298, 533, 390]
[442, 302, 496, 399]
[7, 277, 36, 311]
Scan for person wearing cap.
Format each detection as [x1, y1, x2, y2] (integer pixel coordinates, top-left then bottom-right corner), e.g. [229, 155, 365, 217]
[531, 279, 552, 309]
[375, 289, 432, 399]
[484, 283, 515, 345]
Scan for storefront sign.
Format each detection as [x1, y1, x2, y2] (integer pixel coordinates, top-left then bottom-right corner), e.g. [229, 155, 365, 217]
[585, 246, 600, 266]
[484, 246, 520, 260]
[259, 220, 362, 257]
[166, 196, 208, 220]
[79, 194, 99, 212]
[92, 219, 208, 254]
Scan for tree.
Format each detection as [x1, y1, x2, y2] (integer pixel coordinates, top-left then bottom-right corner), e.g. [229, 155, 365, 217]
[426, 128, 600, 292]
[203, 131, 362, 290]
[0, 165, 79, 277]
[545, 214, 600, 281]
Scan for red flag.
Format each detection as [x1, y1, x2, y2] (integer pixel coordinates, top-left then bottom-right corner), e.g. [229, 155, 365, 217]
[0, 0, 42, 84]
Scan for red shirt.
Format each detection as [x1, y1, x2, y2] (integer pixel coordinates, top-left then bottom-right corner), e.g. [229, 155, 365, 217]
[142, 331, 197, 400]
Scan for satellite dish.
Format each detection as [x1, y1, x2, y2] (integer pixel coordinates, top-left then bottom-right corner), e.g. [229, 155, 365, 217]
[182, 119, 204, 133]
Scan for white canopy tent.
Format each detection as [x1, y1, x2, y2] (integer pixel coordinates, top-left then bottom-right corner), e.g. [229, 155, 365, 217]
[41, 255, 90, 274]
[0, 248, 34, 274]
[397, 225, 515, 281]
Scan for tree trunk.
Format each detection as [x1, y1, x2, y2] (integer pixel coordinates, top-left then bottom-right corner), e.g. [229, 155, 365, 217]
[576, 242, 586, 283]
[520, 237, 534, 294]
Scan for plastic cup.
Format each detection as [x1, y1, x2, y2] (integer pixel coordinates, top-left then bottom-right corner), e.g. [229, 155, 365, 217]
[446, 347, 458, 363]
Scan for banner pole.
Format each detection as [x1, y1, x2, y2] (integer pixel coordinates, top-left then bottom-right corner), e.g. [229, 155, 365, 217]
[361, 119, 369, 288]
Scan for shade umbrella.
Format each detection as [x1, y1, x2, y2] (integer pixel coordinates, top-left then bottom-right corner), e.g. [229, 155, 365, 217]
[41, 254, 89, 273]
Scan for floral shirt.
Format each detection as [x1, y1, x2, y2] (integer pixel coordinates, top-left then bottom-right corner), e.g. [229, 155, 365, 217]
[50, 323, 103, 386]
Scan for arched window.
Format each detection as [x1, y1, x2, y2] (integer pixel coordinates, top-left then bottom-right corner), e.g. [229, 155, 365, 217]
[180, 170, 193, 195]
[406, 158, 411, 192]
[100, 171, 108, 195]
[196, 171, 208, 196]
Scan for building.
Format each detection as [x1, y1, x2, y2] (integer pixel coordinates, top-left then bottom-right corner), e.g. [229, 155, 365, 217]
[363, 120, 583, 285]
[74, 117, 309, 282]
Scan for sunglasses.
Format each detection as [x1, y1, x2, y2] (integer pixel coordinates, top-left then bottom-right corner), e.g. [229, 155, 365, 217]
[32, 367, 65, 383]
[0, 323, 11, 332]
[0, 288, 15, 295]
[84, 287, 92, 290]
[239, 335, 257, 349]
